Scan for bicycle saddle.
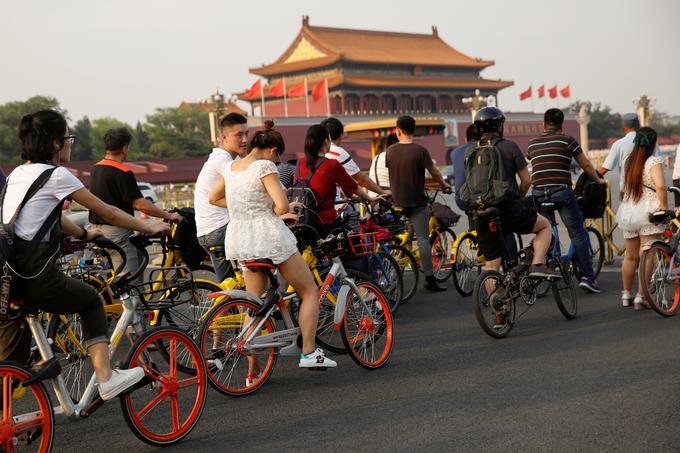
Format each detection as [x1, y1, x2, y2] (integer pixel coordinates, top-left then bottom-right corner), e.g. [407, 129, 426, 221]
[477, 207, 502, 218]
[244, 259, 276, 272]
[649, 210, 675, 225]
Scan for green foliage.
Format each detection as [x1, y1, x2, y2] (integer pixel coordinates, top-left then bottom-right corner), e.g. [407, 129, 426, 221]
[566, 100, 622, 140]
[144, 107, 211, 158]
[71, 116, 94, 161]
[0, 96, 68, 164]
[650, 113, 680, 136]
[90, 117, 132, 159]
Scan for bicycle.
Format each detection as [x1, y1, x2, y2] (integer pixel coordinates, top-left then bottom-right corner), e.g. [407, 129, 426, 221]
[197, 229, 394, 397]
[0, 234, 208, 450]
[471, 206, 578, 339]
[533, 186, 605, 291]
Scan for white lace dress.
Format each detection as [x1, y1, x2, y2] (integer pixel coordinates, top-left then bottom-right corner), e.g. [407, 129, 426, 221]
[616, 156, 665, 239]
[223, 159, 298, 265]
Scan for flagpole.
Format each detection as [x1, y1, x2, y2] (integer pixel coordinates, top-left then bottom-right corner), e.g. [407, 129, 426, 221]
[304, 78, 309, 117]
[543, 82, 547, 111]
[260, 79, 266, 117]
[283, 78, 288, 118]
[530, 84, 535, 113]
[324, 78, 330, 117]
[556, 83, 561, 109]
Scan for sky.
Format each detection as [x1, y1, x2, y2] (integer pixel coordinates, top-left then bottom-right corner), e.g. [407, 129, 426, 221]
[1, 0, 678, 125]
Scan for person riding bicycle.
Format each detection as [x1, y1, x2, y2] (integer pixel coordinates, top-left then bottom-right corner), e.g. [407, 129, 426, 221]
[528, 108, 606, 293]
[469, 107, 556, 283]
[209, 120, 337, 376]
[385, 115, 452, 292]
[0, 110, 171, 400]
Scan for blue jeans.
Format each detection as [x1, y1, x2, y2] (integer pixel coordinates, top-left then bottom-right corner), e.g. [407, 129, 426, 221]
[197, 223, 234, 282]
[535, 187, 594, 280]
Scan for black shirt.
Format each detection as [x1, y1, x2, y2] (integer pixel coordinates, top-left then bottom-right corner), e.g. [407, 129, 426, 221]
[385, 142, 434, 208]
[479, 134, 528, 199]
[528, 132, 582, 188]
[88, 159, 143, 225]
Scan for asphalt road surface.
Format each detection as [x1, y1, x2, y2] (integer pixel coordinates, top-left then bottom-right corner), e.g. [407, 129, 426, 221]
[49, 268, 680, 452]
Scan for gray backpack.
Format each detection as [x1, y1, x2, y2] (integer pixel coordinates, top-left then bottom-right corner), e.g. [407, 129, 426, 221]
[459, 137, 510, 209]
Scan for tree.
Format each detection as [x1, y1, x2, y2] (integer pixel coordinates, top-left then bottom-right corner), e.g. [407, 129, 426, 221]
[90, 117, 132, 159]
[144, 107, 211, 158]
[133, 121, 150, 154]
[650, 112, 680, 136]
[566, 101, 621, 140]
[71, 116, 94, 161]
[0, 96, 68, 163]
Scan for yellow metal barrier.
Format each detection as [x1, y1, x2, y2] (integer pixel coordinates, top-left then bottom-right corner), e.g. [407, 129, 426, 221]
[585, 181, 624, 265]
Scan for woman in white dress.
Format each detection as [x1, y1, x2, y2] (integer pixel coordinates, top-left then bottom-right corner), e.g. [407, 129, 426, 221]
[615, 128, 667, 310]
[210, 120, 336, 378]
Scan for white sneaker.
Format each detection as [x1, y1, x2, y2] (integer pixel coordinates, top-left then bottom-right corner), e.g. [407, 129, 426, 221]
[633, 293, 649, 311]
[299, 348, 337, 368]
[98, 367, 145, 401]
[245, 372, 262, 387]
[621, 291, 633, 307]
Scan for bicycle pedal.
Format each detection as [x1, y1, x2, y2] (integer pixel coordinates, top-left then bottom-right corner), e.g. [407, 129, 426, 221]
[22, 358, 62, 386]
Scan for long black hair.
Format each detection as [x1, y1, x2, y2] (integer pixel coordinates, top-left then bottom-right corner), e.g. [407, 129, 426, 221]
[18, 110, 67, 163]
[304, 124, 329, 170]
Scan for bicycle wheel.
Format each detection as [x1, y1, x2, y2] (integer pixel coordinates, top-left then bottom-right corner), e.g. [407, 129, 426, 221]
[552, 263, 578, 320]
[341, 282, 394, 369]
[473, 270, 514, 338]
[430, 227, 456, 282]
[639, 242, 680, 316]
[120, 326, 207, 447]
[572, 227, 605, 280]
[197, 298, 278, 397]
[46, 314, 92, 404]
[0, 361, 54, 453]
[155, 280, 222, 374]
[453, 233, 481, 297]
[385, 243, 419, 303]
[368, 251, 403, 314]
[314, 269, 369, 354]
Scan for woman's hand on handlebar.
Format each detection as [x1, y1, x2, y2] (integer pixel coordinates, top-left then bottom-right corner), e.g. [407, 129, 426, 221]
[84, 228, 103, 242]
[289, 201, 305, 214]
[166, 211, 184, 224]
[280, 212, 299, 224]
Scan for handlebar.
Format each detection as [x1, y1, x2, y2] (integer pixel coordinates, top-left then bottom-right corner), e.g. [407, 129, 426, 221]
[668, 187, 680, 195]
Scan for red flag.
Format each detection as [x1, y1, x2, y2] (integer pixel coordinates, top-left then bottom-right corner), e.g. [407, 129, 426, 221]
[243, 80, 261, 99]
[560, 85, 571, 98]
[312, 79, 327, 102]
[519, 86, 532, 101]
[269, 80, 285, 97]
[537, 85, 545, 98]
[548, 85, 558, 99]
[287, 81, 306, 98]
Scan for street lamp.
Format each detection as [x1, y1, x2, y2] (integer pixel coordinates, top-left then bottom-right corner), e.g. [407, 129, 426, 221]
[209, 88, 225, 146]
[632, 94, 655, 127]
[462, 89, 495, 121]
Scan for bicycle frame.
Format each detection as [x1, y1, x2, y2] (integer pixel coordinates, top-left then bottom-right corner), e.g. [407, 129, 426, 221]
[25, 290, 146, 419]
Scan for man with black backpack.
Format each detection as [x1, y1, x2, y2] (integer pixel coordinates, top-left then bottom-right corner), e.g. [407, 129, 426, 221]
[528, 108, 605, 293]
[460, 107, 555, 280]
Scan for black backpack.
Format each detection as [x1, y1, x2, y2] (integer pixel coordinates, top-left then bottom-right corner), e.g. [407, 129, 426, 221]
[170, 207, 207, 271]
[287, 158, 328, 225]
[574, 171, 607, 219]
[0, 167, 61, 320]
[459, 137, 510, 209]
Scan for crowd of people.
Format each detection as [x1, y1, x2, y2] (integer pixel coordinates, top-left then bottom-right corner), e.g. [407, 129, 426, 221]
[0, 105, 674, 392]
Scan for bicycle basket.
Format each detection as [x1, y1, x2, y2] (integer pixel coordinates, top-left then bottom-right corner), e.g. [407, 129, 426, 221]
[346, 232, 379, 257]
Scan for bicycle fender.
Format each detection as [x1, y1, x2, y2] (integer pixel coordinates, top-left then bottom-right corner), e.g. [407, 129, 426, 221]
[209, 289, 264, 306]
[333, 284, 352, 329]
[642, 239, 671, 252]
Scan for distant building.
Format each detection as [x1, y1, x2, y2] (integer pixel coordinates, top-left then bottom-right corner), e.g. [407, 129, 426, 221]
[238, 16, 513, 117]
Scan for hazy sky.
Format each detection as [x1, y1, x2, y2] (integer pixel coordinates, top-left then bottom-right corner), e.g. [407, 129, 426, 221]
[1, 0, 678, 125]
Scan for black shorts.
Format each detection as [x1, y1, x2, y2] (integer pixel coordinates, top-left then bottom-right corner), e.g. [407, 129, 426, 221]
[475, 198, 538, 261]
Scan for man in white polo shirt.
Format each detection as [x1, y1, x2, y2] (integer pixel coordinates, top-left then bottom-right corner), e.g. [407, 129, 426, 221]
[321, 117, 391, 199]
[194, 113, 248, 281]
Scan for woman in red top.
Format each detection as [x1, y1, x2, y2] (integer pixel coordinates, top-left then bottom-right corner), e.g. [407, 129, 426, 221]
[296, 125, 373, 233]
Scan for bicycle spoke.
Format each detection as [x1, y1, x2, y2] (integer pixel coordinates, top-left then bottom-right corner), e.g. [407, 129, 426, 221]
[135, 390, 169, 422]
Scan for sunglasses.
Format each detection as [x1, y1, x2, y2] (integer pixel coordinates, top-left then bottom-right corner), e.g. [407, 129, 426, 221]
[62, 135, 76, 145]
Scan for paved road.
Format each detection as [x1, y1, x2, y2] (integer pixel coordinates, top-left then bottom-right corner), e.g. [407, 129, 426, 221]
[50, 269, 680, 452]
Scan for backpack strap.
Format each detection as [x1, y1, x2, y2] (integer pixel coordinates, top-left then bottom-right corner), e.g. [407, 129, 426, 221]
[300, 157, 327, 187]
[1, 167, 58, 225]
[373, 154, 382, 188]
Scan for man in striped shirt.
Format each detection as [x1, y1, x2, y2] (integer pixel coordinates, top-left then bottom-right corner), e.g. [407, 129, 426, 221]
[528, 108, 605, 293]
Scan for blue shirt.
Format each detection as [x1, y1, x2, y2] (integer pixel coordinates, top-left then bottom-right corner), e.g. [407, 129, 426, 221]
[449, 143, 474, 211]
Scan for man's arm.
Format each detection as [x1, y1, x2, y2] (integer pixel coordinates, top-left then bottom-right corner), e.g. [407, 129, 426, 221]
[132, 198, 182, 222]
[599, 143, 619, 175]
[353, 171, 390, 196]
[517, 166, 531, 197]
[574, 153, 605, 183]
